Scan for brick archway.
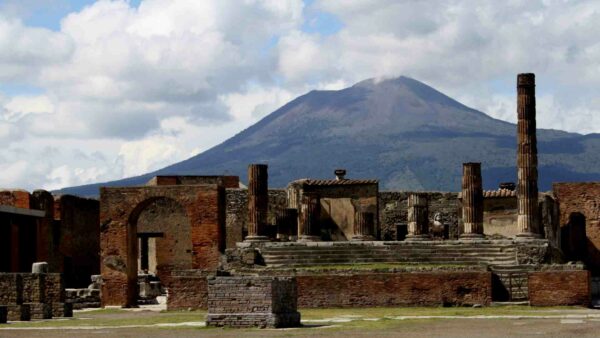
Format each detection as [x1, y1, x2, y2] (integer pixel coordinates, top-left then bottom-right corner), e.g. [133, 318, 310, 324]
[100, 185, 224, 307]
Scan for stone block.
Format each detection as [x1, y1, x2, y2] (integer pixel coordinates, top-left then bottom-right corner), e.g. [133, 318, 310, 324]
[206, 276, 301, 328]
[52, 302, 73, 318]
[32, 262, 49, 274]
[25, 302, 52, 320]
[6, 304, 30, 321]
[0, 273, 23, 305]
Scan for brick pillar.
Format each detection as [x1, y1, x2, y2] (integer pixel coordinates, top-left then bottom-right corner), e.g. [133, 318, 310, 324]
[298, 193, 320, 242]
[406, 193, 430, 241]
[276, 208, 297, 241]
[460, 162, 484, 239]
[351, 212, 375, 241]
[246, 164, 269, 242]
[516, 73, 541, 239]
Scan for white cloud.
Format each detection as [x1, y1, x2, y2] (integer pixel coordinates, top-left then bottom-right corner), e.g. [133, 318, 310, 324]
[1, 0, 600, 192]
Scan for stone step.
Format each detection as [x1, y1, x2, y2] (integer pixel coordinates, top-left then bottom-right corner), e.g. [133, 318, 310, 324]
[263, 256, 516, 265]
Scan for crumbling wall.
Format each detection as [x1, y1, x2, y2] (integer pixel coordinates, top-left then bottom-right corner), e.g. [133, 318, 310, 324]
[225, 189, 287, 247]
[379, 192, 459, 240]
[55, 195, 100, 288]
[166, 270, 209, 310]
[528, 270, 590, 306]
[137, 198, 192, 285]
[296, 271, 491, 307]
[553, 183, 600, 271]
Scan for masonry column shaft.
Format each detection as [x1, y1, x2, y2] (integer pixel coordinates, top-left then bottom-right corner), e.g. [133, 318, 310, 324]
[246, 164, 269, 241]
[516, 73, 541, 239]
[351, 211, 375, 241]
[406, 193, 429, 241]
[298, 193, 320, 241]
[276, 208, 298, 241]
[460, 162, 484, 239]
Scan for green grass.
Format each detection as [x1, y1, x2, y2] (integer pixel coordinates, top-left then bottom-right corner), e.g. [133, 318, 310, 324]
[300, 306, 587, 320]
[0, 306, 590, 330]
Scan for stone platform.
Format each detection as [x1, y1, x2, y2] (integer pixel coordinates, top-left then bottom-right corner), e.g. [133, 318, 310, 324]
[234, 239, 550, 268]
[206, 276, 301, 328]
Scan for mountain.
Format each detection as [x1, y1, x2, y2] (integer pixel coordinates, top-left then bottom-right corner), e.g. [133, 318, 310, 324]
[56, 76, 600, 197]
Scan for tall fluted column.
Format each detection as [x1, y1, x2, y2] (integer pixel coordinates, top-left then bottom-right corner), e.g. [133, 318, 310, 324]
[298, 193, 321, 242]
[406, 193, 430, 241]
[516, 73, 541, 239]
[245, 164, 269, 241]
[351, 211, 375, 241]
[276, 208, 298, 241]
[460, 162, 484, 239]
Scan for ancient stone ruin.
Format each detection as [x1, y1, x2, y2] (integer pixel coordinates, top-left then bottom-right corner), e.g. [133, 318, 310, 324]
[1, 72, 599, 326]
[206, 276, 300, 328]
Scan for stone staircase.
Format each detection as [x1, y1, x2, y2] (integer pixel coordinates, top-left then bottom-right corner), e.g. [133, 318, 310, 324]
[258, 241, 518, 268]
[489, 265, 536, 301]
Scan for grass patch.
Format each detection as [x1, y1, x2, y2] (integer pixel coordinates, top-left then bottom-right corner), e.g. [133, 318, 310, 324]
[300, 306, 586, 320]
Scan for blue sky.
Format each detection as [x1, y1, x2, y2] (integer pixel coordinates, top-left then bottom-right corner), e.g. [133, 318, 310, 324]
[0, 0, 599, 190]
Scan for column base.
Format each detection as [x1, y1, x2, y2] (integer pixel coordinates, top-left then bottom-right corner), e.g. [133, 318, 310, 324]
[515, 232, 542, 241]
[297, 235, 320, 242]
[244, 235, 270, 243]
[350, 235, 375, 241]
[460, 233, 485, 240]
[405, 234, 430, 242]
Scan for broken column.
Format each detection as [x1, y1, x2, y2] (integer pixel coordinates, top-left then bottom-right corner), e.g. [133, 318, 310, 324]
[516, 73, 541, 239]
[298, 192, 321, 242]
[460, 163, 484, 239]
[406, 193, 430, 241]
[276, 208, 297, 241]
[351, 212, 375, 241]
[246, 164, 269, 242]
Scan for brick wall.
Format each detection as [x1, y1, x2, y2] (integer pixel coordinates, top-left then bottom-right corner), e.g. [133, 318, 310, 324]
[296, 272, 492, 307]
[553, 183, 600, 271]
[528, 270, 590, 306]
[100, 185, 224, 307]
[166, 270, 209, 310]
[206, 276, 300, 328]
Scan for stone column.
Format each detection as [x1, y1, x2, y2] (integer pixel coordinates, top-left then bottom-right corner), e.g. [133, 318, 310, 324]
[245, 164, 269, 242]
[516, 73, 541, 239]
[406, 193, 430, 241]
[460, 162, 484, 239]
[298, 193, 321, 242]
[276, 208, 298, 241]
[351, 212, 375, 241]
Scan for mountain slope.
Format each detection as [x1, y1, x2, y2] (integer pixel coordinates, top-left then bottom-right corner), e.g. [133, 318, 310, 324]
[57, 76, 600, 196]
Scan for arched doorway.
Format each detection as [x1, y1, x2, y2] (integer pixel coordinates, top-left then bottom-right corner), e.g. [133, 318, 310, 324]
[132, 197, 192, 286]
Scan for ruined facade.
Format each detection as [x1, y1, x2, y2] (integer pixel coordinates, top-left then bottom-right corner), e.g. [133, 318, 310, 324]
[0, 190, 99, 288]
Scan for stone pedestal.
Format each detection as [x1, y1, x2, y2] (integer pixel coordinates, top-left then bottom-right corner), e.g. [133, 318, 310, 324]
[406, 193, 430, 241]
[460, 163, 484, 240]
[246, 164, 269, 242]
[298, 193, 321, 242]
[351, 212, 375, 241]
[206, 276, 301, 328]
[516, 73, 541, 239]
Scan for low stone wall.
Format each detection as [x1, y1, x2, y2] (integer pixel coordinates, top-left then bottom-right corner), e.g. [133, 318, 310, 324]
[206, 276, 300, 328]
[528, 270, 590, 306]
[296, 271, 492, 307]
[167, 270, 210, 310]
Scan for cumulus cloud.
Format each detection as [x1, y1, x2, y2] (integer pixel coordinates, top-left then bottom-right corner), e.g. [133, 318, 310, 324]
[1, 0, 600, 191]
